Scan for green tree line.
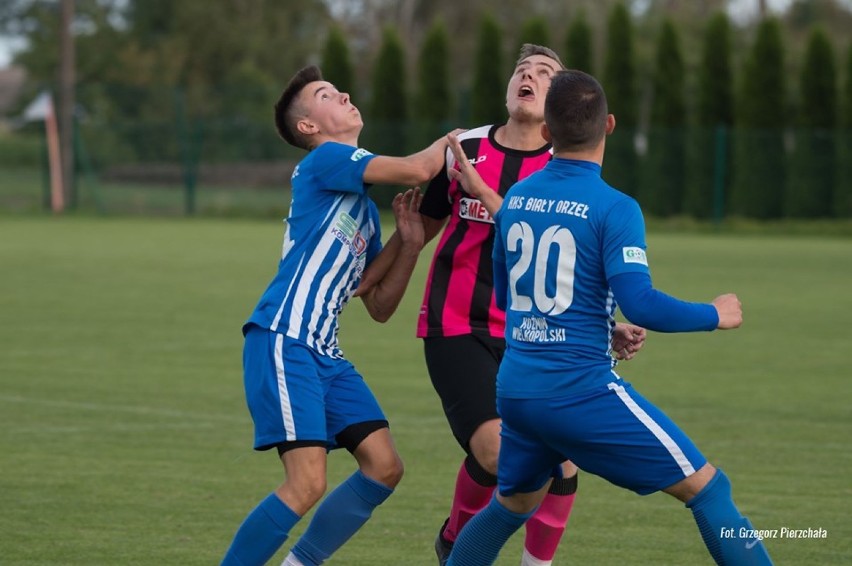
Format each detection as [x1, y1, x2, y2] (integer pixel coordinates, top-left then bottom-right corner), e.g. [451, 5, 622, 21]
[2, 1, 852, 218]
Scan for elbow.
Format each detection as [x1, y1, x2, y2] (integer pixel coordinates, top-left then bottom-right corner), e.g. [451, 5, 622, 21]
[407, 161, 437, 187]
[617, 304, 650, 330]
[369, 309, 393, 323]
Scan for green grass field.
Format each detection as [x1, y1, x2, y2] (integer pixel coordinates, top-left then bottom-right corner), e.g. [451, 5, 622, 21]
[1, 216, 850, 565]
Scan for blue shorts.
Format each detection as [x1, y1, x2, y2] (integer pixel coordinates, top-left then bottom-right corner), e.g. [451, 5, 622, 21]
[242, 325, 386, 451]
[497, 381, 707, 496]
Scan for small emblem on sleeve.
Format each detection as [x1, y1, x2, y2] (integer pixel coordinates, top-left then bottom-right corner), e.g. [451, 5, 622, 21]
[350, 148, 372, 162]
[622, 247, 648, 265]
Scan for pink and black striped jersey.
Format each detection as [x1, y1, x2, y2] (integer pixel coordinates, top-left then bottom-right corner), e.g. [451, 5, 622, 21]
[417, 124, 552, 338]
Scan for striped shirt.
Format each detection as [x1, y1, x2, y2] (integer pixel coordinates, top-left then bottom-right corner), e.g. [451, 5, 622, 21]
[246, 142, 382, 359]
[417, 124, 552, 338]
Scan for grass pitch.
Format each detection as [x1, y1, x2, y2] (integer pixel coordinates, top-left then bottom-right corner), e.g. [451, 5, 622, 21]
[0, 216, 849, 565]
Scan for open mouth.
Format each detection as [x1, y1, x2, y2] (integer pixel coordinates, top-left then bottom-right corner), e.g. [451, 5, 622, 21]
[518, 85, 535, 100]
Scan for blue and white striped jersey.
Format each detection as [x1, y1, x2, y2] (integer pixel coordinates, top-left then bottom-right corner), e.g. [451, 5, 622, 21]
[246, 141, 382, 358]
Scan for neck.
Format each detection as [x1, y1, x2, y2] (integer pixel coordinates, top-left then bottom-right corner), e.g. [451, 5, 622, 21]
[495, 118, 547, 151]
[553, 147, 603, 167]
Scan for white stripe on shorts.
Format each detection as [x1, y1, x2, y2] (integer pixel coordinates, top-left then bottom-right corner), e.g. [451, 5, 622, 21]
[274, 333, 297, 440]
[606, 382, 695, 476]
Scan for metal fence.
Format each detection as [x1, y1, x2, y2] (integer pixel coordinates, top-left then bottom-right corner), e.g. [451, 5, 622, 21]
[1, 117, 850, 219]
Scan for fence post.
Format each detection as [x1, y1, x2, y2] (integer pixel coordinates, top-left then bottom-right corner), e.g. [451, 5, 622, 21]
[175, 88, 198, 216]
[713, 125, 728, 226]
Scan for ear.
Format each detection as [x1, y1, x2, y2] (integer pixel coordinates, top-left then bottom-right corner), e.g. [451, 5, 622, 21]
[541, 123, 552, 143]
[296, 118, 318, 137]
[605, 114, 616, 135]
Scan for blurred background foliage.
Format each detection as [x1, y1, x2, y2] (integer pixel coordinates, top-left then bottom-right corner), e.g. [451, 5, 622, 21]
[0, 0, 850, 219]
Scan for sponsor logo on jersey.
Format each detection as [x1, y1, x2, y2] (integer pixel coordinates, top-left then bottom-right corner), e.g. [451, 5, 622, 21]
[459, 197, 494, 224]
[622, 247, 648, 266]
[350, 148, 372, 162]
[332, 212, 369, 257]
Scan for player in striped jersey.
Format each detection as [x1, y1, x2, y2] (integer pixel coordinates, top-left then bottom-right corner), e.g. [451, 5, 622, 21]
[358, 45, 645, 566]
[444, 69, 773, 566]
[221, 65, 455, 566]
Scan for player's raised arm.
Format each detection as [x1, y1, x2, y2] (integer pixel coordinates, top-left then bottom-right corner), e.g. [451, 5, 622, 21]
[363, 129, 465, 187]
[446, 132, 504, 217]
[359, 188, 424, 322]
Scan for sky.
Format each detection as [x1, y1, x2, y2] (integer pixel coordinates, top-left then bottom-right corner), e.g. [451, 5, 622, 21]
[0, 0, 805, 69]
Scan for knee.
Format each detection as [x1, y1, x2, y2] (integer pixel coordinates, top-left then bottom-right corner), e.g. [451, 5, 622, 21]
[364, 452, 404, 489]
[277, 473, 327, 513]
[299, 474, 328, 507]
[469, 427, 501, 476]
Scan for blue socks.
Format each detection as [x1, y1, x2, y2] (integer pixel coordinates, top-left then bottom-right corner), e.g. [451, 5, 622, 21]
[446, 495, 536, 566]
[291, 471, 393, 565]
[221, 493, 301, 566]
[686, 469, 774, 565]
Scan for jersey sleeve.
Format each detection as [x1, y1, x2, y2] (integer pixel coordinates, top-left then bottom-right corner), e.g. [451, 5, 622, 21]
[610, 272, 719, 332]
[601, 197, 651, 280]
[419, 147, 453, 220]
[311, 142, 377, 194]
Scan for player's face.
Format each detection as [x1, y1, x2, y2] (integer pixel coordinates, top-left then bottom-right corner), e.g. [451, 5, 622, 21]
[505, 55, 560, 122]
[299, 81, 363, 137]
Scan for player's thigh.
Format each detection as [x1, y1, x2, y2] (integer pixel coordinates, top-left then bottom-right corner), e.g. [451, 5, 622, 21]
[242, 327, 327, 450]
[323, 359, 389, 452]
[423, 334, 503, 449]
[495, 400, 565, 497]
[545, 382, 708, 495]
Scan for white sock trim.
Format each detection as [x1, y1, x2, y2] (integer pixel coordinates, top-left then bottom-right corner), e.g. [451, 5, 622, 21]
[281, 552, 304, 566]
[521, 548, 553, 566]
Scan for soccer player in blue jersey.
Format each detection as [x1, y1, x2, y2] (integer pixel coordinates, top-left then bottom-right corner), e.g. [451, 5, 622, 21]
[443, 70, 774, 565]
[220, 65, 455, 566]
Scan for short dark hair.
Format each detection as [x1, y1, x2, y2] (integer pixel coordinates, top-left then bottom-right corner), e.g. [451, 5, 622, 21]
[274, 65, 323, 150]
[515, 43, 566, 70]
[544, 70, 608, 152]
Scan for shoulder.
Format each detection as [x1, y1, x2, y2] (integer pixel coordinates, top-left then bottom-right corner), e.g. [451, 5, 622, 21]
[458, 124, 492, 141]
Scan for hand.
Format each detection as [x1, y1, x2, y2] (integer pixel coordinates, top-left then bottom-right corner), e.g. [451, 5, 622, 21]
[712, 293, 743, 329]
[393, 187, 424, 250]
[612, 322, 646, 360]
[446, 132, 490, 200]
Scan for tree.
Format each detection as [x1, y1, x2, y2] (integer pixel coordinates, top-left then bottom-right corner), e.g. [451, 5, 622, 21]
[787, 27, 836, 217]
[416, 18, 452, 135]
[684, 11, 734, 220]
[731, 17, 787, 219]
[837, 42, 852, 217]
[471, 12, 505, 125]
[564, 10, 594, 73]
[642, 19, 686, 217]
[517, 16, 550, 53]
[368, 25, 408, 159]
[602, 3, 638, 196]
[321, 24, 354, 95]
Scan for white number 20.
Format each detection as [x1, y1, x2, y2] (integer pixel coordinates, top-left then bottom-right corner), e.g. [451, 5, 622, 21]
[505, 221, 576, 315]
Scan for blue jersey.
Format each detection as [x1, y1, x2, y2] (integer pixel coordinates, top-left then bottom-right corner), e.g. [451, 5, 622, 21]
[493, 158, 649, 398]
[246, 142, 382, 359]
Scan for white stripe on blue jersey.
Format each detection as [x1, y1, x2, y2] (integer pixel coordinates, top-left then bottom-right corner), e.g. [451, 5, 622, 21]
[607, 382, 696, 476]
[274, 333, 297, 440]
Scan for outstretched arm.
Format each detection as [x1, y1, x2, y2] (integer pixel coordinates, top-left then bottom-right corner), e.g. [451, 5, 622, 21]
[364, 129, 466, 187]
[360, 188, 425, 322]
[610, 272, 740, 332]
